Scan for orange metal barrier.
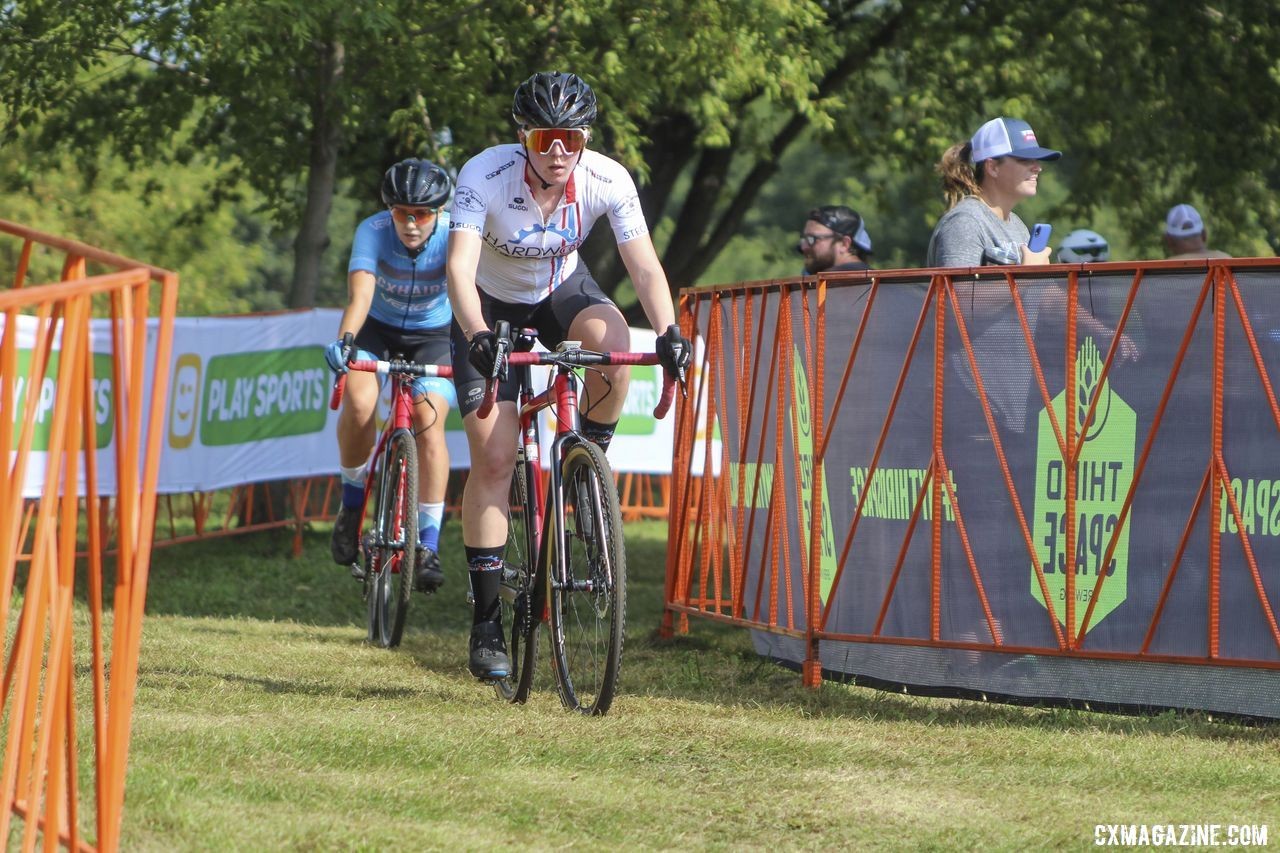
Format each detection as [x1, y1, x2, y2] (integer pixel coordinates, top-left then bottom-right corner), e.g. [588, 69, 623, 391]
[664, 259, 1280, 716]
[1, 220, 178, 850]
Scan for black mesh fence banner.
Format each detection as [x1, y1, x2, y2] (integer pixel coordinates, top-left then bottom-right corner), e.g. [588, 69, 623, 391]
[690, 264, 1280, 718]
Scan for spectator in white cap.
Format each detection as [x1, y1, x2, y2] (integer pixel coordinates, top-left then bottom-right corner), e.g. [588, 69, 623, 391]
[926, 116, 1061, 268]
[798, 205, 873, 274]
[1163, 203, 1231, 260]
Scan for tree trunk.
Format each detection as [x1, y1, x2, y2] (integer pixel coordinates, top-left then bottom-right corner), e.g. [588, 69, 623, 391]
[287, 38, 345, 309]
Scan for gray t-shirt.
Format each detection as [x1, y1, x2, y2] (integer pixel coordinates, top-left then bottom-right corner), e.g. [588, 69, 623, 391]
[926, 196, 1030, 267]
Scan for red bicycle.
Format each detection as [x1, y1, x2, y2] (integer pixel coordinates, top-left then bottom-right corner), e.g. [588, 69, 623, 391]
[480, 321, 679, 714]
[329, 333, 453, 648]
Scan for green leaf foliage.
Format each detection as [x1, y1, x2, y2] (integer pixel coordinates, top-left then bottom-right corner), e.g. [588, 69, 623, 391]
[2, 0, 1277, 315]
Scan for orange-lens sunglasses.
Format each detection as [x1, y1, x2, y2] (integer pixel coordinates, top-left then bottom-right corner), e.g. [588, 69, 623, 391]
[389, 206, 438, 224]
[523, 127, 588, 155]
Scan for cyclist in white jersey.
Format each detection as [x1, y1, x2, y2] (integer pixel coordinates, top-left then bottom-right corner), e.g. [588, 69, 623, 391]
[447, 71, 691, 680]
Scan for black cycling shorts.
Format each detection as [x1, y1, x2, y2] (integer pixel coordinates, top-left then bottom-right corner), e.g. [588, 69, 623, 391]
[450, 265, 617, 417]
[354, 317, 455, 403]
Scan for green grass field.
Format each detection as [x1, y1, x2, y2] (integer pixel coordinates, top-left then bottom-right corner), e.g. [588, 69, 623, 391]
[29, 520, 1280, 849]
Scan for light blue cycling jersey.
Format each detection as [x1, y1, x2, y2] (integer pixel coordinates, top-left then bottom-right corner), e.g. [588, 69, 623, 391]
[348, 209, 452, 331]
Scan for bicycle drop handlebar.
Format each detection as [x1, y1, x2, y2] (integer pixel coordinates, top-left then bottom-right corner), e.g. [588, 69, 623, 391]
[476, 321, 681, 421]
[328, 336, 454, 410]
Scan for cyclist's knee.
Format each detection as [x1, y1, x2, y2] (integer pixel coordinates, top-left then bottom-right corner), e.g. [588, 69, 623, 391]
[469, 438, 514, 479]
[569, 304, 628, 349]
[412, 393, 450, 433]
[340, 375, 379, 421]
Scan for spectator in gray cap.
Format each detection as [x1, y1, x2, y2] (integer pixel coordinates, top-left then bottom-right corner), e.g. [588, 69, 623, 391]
[798, 205, 873, 274]
[1163, 204, 1231, 260]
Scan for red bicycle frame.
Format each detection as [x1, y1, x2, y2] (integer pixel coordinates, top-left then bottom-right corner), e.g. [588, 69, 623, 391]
[492, 332, 678, 566]
[329, 353, 454, 566]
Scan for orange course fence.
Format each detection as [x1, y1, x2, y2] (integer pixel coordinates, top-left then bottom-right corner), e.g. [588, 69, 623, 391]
[665, 259, 1280, 719]
[1, 220, 178, 850]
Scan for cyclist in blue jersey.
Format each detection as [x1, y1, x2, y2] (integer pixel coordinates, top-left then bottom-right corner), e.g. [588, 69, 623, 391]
[447, 71, 692, 680]
[324, 159, 457, 594]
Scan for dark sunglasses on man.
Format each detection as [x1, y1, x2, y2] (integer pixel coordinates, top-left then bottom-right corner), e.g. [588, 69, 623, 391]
[796, 232, 841, 253]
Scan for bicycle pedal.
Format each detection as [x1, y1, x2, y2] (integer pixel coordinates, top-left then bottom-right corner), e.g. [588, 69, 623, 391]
[350, 562, 366, 582]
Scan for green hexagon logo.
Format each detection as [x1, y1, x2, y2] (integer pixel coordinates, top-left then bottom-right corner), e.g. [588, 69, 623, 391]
[1031, 339, 1136, 634]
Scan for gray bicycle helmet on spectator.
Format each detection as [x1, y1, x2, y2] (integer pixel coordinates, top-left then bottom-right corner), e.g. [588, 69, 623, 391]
[1058, 228, 1110, 263]
[380, 159, 452, 208]
[512, 71, 598, 128]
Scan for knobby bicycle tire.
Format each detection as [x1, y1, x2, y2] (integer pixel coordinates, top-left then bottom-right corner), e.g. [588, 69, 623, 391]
[370, 429, 418, 648]
[495, 459, 539, 702]
[548, 440, 626, 715]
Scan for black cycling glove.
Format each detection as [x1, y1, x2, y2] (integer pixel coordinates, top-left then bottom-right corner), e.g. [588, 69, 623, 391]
[655, 324, 692, 379]
[468, 331, 501, 377]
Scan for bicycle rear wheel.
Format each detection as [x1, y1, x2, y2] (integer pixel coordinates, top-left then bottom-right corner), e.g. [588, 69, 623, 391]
[548, 440, 626, 715]
[495, 460, 539, 702]
[369, 430, 418, 648]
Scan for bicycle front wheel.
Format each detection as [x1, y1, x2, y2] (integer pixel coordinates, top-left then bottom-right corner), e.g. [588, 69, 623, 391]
[548, 440, 626, 715]
[370, 430, 418, 648]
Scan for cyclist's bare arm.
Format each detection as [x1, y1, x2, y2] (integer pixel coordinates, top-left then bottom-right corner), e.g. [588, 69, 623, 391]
[446, 229, 488, 339]
[336, 270, 376, 339]
[617, 235, 676, 332]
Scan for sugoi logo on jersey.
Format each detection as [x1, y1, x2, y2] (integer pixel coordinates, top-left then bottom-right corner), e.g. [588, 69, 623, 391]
[507, 200, 529, 211]
[485, 160, 516, 180]
[514, 206, 580, 244]
[614, 195, 641, 220]
[455, 186, 485, 213]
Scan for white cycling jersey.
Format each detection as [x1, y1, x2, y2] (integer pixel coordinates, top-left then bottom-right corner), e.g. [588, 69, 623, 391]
[449, 143, 649, 304]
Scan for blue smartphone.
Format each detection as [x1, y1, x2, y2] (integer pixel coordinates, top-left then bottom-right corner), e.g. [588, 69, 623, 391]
[1027, 223, 1052, 253]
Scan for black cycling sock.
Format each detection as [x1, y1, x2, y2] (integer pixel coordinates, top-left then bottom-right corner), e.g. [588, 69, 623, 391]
[466, 545, 503, 624]
[580, 416, 618, 453]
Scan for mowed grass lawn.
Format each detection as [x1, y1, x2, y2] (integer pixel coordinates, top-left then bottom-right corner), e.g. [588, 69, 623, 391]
[90, 520, 1280, 848]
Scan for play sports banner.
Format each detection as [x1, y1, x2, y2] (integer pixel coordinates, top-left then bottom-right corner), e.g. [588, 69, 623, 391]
[7, 309, 699, 497]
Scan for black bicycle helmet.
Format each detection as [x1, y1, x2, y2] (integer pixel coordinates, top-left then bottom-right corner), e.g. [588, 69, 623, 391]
[380, 158, 452, 207]
[511, 71, 597, 128]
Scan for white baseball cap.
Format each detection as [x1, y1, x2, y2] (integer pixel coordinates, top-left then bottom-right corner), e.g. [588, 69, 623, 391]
[970, 117, 1062, 163]
[1165, 203, 1205, 237]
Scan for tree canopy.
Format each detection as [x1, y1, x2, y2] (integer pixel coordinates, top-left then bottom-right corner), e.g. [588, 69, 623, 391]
[2, 0, 1276, 315]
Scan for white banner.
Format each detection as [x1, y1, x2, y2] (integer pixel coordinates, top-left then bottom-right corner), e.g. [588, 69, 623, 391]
[7, 309, 715, 497]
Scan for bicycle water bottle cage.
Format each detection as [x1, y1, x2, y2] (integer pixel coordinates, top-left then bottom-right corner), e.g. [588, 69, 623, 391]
[556, 340, 583, 352]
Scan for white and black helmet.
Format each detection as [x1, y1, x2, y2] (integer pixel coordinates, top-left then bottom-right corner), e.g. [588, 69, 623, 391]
[1058, 228, 1110, 263]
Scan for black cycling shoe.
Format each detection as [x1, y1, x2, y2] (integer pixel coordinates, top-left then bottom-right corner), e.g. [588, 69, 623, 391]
[468, 620, 511, 680]
[414, 547, 445, 593]
[330, 505, 361, 566]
